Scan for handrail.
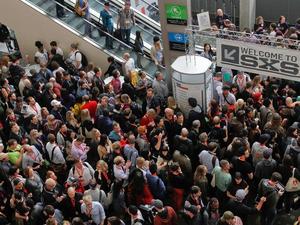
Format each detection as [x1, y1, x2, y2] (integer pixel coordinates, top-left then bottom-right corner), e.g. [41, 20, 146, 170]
[92, 0, 160, 37]
[51, 0, 133, 49]
[187, 25, 300, 49]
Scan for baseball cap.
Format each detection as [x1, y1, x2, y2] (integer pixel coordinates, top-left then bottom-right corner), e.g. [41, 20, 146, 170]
[151, 199, 163, 210]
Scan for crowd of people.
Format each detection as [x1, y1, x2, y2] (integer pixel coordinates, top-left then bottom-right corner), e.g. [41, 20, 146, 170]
[0, 2, 300, 225]
[208, 9, 300, 49]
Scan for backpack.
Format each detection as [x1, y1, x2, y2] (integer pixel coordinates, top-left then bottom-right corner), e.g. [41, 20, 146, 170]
[288, 147, 300, 168]
[75, 51, 88, 68]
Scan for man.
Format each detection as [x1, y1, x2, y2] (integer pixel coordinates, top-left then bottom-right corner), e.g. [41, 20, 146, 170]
[81, 194, 106, 225]
[92, 67, 105, 93]
[219, 85, 236, 109]
[142, 88, 162, 115]
[225, 189, 266, 224]
[61, 187, 83, 221]
[152, 71, 169, 100]
[259, 98, 274, 128]
[123, 53, 135, 77]
[232, 71, 251, 92]
[50, 41, 63, 56]
[117, 0, 135, 45]
[213, 72, 223, 103]
[101, 2, 114, 49]
[257, 172, 284, 225]
[215, 9, 229, 29]
[251, 133, 271, 167]
[255, 148, 277, 181]
[199, 142, 220, 175]
[42, 178, 64, 208]
[152, 199, 177, 225]
[146, 163, 166, 200]
[231, 147, 253, 183]
[212, 160, 232, 206]
[123, 134, 139, 168]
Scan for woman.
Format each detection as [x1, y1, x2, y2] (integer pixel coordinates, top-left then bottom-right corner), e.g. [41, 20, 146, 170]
[94, 160, 111, 193]
[134, 30, 144, 69]
[29, 129, 46, 158]
[71, 135, 89, 162]
[207, 99, 221, 122]
[167, 96, 181, 115]
[150, 36, 164, 67]
[111, 69, 122, 95]
[87, 129, 101, 168]
[277, 16, 289, 37]
[97, 134, 112, 160]
[194, 165, 209, 203]
[252, 75, 263, 93]
[254, 16, 265, 35]
[66, 111, 80, 132]
[201, 43, 214, 61]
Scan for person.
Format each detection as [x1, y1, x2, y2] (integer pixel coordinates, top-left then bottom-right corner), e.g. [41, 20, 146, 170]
[134, 31, 144, 69]
[123, 53, 135, 77]
[34, 41, 48, 65]
[152, 71, 168, 100]
[225, 189, 266, 223]
[60, 187, 83, 221]
[117, 0, 135, 45]
[128, 205, 145, 225]
[277, 16, 289, 37]
[81, 194, 106, 225]
[257, 172, 284, 225]
[254, 16, 265, 34]
[201, 43, 214, 61]
[101, 2, 114, 49]
[217, 211, 242, 225]
[152, 199, 177, 225]
[215, 9, 229, 29]
[69, 43, 82, 70]
[150, 36, 164, 67]
[55, 0, 65, 18]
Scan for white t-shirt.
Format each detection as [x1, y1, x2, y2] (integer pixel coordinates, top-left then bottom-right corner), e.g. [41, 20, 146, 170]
[56, 47, 64, 56]
[35, 49, 48, 65]
[69, 50, 82, 69]
[124, 58, 135, 75]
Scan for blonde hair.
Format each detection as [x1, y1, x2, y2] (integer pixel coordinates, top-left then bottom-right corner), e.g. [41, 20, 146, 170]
[80, 109, 91, 122]
[97, 160, 108, 172]
[167, 96, 177, 109]
[114, 156, 124, 165]
[194, 165, 207, 182]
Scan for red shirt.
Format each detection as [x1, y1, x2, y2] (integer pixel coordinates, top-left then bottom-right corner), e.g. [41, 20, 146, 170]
[140, 115, 153, 127]
[81, 100, 98, 119]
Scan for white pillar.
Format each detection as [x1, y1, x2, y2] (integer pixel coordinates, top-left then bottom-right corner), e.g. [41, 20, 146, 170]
[239, 0, 256, 30]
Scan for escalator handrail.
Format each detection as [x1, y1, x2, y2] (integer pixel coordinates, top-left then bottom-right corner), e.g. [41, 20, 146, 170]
[90, 0, 160, 38]
[51, 0, 133, 49]
[105, 0, 161, 32]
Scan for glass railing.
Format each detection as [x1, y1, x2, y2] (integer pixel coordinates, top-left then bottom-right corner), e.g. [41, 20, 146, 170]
[117, 0, 160, 23]
[24, 0, 165, 78]
[87, 0, 162, 46]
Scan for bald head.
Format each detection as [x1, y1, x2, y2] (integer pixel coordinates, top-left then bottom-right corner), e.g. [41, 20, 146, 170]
[181, 128, 189, 137]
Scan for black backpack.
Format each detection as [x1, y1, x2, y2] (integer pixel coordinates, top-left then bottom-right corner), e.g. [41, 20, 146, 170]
[288, 147, 300, 168]
[75, 51, 88, 68]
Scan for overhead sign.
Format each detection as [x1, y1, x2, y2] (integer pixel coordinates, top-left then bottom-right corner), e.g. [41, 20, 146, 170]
[216, 38, 300, 81]
[197, 11, 211, 31]
[165, 4, 188, 25]
[168, 32, 188, 52]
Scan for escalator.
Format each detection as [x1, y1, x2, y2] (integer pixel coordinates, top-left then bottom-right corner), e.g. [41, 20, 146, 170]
[23, 0, 164, 77]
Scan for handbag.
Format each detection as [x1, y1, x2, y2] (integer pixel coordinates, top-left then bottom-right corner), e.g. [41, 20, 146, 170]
[285, 168, 300, 192]
[74, 0, 86, 17]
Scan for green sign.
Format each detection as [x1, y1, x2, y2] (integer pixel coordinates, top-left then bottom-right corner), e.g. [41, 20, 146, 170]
[165, 4, 188, 25]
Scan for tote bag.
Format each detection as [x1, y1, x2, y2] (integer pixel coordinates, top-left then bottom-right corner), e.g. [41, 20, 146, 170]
[285, 168, 300, 192]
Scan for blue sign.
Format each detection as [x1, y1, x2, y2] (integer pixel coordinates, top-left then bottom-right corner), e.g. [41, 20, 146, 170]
[168, 32, 188, 44]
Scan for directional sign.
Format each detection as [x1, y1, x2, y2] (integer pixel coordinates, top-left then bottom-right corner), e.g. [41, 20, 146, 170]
[216, 38, 300, 81]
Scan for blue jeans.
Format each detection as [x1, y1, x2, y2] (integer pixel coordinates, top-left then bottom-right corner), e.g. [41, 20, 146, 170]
[84, 13, 92, 37]
[120, 28, 131, 45]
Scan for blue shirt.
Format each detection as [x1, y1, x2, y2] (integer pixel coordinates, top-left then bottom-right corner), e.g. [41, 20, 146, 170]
[81, 201, 105, 225]
[100, 9, 113, 30]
